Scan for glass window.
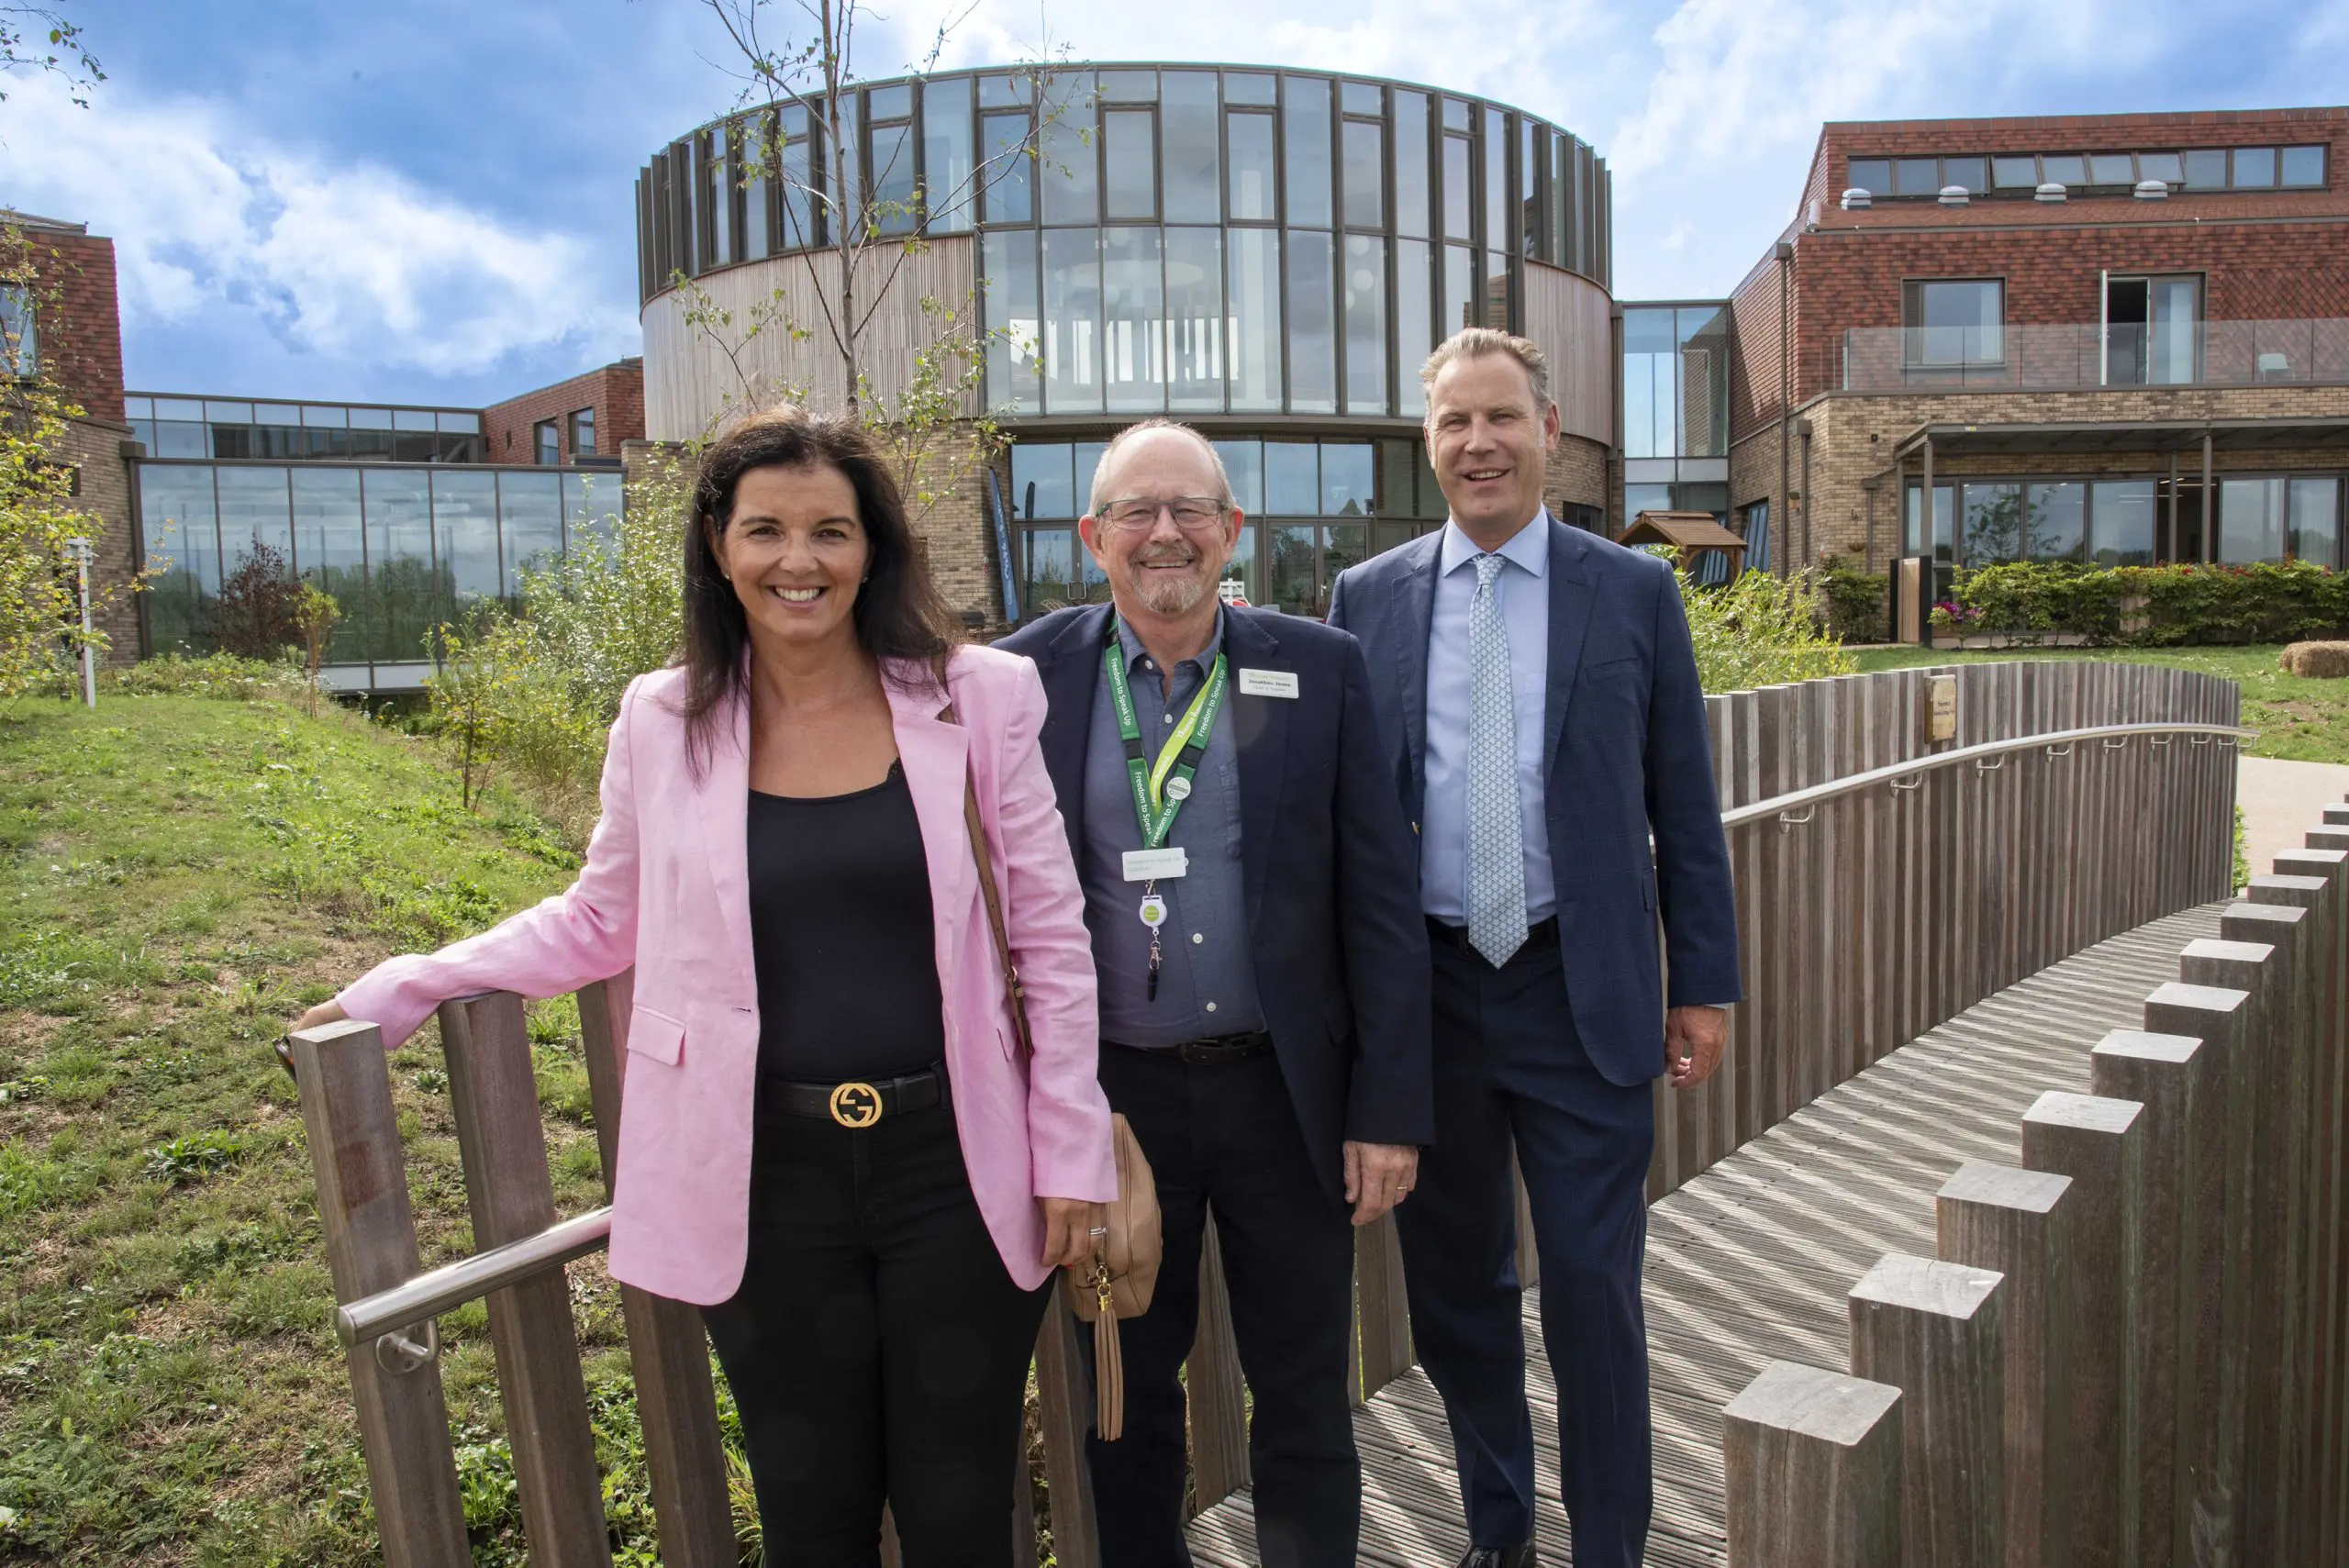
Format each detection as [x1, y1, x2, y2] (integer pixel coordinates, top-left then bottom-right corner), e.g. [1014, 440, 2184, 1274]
[1039, 72, 1097, 225]
[871, 120, 917, 233]
[2281, 146, 2327, 188]
[1021, 527, 1079, 617]
[1443, 243, 1475, 339]
[1321, 522, 1369, 612]
[209, 421, 255, 460]
[2220, 476, 2288, 562]
[2026, 481, 2086, 562]
[1625, 483, 1673, 518]
[2232, 147, 2277, 188]
[1228, 112, 1277, 222]
[206, 400, 255, 425]
[1287, 229, 1338, 415]
[1214, 440, 1264, 514]
[1342, 234, 1387, 416]
[342, 410, 388, 461]
[1441, 97, 1470, 133]
[1894, 157, 1939, 195]
[2088, 153, 2134, 185]
[1678, 305, 1730, 457]
[1161, 72, 1220, 224]
[1442, 135, 1472, 239]
[1267, 525, 1318, 615]
[1284, 77, 1333, 228]
[1322, 444, 1373, 516]
[1904, 279, 2003, 366]
[431, 470, 503, 604]
[1395, 239, 1431, 417]
[1481, 249, 1509, 329]
[569, 407, 596, 457]
[1483, 108, 1507, 248]
[1520, 118, 1538, 259]
[1103, 226, 1166, 413]
[1041, 227, 1102, 413]
[1393, 92, 1430, 239]
[1375, 439, 1416, 517]
[983, 230, 1041, 413]
[1073, 442, 1108, 518]
[979, 73, 1030, 109]
[1227, 228, 1282, 412]
[781, 106, 818, 246]
[1341, 119, 1385, 229]
[922, 77, 974, 231]
[868, 83, 913, 122]
[153, 418, 206, 459]
[1097, 69, 1156, 102]
[439, 410, 482, 435]
[154, 396, 204, 421]
[2041, 153, 2087, 187]
[2184, 149, 2228, 189]
[392, 408, 435, 432]
[740, 117, 772, 259]
[982, 111, 1032, 224]
[1414, 441, 1444, 518]
[1991, 156, 2039, 189]
[1847, 158, 1892, 195]
[1224, 72, 1276, 106]
[562, 470, 623, 547]
[1341, 81, 1382, 117]
[1621, 306, 1676, 460]
[2138, 151, 2183, 187]
[290, 466, 366, 659]
[2290, 476, 2341, 568]
[1961, 481, 2026, 562]
[1943, 156, 1987, 194]
[362, 468, 440, 661]
[1265, 442, 1319, 514]
[707, 129, 734, 263]
[1011, 443, 1074, 518]
[1104, 110, 1157, 220]
[1221, 523, 1259, 607]
[2090, 480, 2156, 567]
[140, 465, 220, 651]
[535, 420, 560, 465]
[217, 466, 294, 581]
[497, 471, 564, 601]
[1165, 227, 1224, 412]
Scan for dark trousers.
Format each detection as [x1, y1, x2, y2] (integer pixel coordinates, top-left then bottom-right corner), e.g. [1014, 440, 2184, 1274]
[1086, 1044, 1361, 1568]
[1395, 931, 1656, 1568]
[702, 1096, 1050, 1568]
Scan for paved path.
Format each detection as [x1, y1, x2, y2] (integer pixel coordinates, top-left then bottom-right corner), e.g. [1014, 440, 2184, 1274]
[2240, 757, 2349, 890]
[1183, 902, 2224, 1565]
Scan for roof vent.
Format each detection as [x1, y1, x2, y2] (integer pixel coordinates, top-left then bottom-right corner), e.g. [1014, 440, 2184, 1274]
[2133, 178, 2170, 200]
[1938, 184, 1970, 206]
[2035, 182, 2068, 203]
[1841, 186, 1872, 210]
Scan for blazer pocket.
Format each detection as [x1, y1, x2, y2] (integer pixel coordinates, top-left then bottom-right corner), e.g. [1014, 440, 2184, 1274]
[1583, 657, 1642, 683]
[626, 1005, 686, 1065]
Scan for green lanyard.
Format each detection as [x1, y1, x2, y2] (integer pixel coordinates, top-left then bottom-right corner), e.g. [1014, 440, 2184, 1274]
[1101, 619, 1229, 849]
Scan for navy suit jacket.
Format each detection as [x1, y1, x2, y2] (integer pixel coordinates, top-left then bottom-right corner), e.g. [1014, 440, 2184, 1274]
[996, 603, 1434, 1198]
[1326, 517, 1742, 1087]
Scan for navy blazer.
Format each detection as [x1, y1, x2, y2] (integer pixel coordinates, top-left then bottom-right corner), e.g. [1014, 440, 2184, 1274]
[996, 603, 1435, 1197]
[1326, 517, 1742, 1087]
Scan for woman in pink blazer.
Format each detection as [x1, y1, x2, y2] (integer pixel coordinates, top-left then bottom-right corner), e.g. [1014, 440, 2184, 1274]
[297, 407, 1116, 1565]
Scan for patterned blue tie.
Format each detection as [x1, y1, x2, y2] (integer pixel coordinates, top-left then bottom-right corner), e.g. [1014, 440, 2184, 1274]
[1466, 552, 1527, 968]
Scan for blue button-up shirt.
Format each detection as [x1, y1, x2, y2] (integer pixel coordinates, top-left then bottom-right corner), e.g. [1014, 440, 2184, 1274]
[1079, 611, 1267, 1046]
[1421, 511, 1558, 925]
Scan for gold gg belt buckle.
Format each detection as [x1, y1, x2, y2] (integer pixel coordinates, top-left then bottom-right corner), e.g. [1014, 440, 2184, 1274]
[828, 1081, 884, 1129]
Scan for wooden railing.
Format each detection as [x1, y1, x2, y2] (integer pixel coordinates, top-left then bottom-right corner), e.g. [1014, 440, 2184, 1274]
[290, 660, 2244, 1565]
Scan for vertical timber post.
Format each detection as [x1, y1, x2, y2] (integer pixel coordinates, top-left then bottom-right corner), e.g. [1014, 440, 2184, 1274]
[1723, 1361, 1905, 1568]
[1848, 1252, 2005, 1568]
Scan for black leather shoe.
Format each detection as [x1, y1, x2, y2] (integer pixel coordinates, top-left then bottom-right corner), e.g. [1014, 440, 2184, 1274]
[1454, 1544, 1536, 1568]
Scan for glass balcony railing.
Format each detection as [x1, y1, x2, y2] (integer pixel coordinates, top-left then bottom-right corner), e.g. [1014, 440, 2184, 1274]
[1839, 319, 2349, 393]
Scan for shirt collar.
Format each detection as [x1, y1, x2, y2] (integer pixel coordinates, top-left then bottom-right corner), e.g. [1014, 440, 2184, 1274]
[1114, 604, 1225, 676]
[1438, 509, 1552, 579]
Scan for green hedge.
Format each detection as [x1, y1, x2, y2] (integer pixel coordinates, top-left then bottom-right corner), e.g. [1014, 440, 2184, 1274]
[1939, 561, 2349, 647]
[1819, 556, 1889, 643]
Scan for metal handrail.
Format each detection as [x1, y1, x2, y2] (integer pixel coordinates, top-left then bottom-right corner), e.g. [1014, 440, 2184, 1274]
[336, 1207, 612, 1351]
[1718, 720, 2252, 830]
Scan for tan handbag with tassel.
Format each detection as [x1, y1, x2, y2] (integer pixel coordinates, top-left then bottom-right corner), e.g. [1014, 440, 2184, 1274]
[948, 695, 1163, 1440]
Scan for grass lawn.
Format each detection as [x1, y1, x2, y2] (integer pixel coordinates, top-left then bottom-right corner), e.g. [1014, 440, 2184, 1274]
[1848, 644, 2349, 766]
[0, 690, 681, 1564]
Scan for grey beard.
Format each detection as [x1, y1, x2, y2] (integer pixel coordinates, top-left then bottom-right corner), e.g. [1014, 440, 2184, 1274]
[1130, 564, 1210, 617]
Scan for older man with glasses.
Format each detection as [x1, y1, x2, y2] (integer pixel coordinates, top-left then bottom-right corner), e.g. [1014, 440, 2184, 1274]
[998, 417, 1432, 1567]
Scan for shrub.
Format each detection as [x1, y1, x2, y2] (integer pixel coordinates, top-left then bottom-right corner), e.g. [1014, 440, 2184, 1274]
[105, 651, 305, 700]
[1941, 560, 2349, 647]
[213, 543, 304, 661]
[1682, 570, 1856, 693]
[1817, 555, 1889, 643]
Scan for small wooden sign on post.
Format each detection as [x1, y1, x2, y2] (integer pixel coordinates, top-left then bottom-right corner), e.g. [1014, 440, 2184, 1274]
[1926, 675, 1959, 744]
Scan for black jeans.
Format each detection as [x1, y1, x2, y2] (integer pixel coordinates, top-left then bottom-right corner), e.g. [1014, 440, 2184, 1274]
[701, 1095, 1051, 1568]
[1085, 1044, 1361, 1568]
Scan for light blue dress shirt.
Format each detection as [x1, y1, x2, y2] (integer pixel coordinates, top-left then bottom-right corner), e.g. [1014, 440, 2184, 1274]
[1421, 511, 1557, 925]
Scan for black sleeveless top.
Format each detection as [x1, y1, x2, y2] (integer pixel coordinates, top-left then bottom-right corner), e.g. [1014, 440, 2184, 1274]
[746, 762, 946, 1084]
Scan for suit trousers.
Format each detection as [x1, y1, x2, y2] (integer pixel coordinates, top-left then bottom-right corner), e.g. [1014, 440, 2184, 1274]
[702, 1097, 1051, 1568]
[1395, 929, 1656, 1568]
[1085, 1043, 1362, 1568]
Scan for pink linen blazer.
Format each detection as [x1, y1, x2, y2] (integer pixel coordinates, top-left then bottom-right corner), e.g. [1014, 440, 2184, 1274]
[337, 644, 1117, 1304]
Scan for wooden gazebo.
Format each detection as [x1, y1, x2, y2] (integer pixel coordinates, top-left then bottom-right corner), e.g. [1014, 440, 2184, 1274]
[1619, 510, 1748, 578]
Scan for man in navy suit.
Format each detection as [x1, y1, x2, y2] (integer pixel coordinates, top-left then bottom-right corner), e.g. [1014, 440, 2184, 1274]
[999, 418, 1431, 1568]
[1328, 329, 1741, 1568]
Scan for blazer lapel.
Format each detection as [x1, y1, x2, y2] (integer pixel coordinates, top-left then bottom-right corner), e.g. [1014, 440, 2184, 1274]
[1031, 605, 1114, 861]
[702, 693, 756, 973]
[1223, 608, 1293, 935]
[1542, 517, 1599, 779]
[885, 667, 975, 932]
[1391, 533, 1441, 817]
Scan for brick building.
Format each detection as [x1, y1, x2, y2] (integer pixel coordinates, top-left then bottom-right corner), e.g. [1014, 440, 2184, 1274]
[483, 358, 644, 468]
[1694, 106, 2349, 611]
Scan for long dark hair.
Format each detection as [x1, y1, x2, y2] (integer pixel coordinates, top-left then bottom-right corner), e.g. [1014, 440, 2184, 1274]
[679, 406, 958, 773]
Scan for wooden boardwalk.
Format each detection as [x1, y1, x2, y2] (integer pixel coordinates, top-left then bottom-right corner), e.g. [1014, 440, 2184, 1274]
[1184, 902, 2227, 1565]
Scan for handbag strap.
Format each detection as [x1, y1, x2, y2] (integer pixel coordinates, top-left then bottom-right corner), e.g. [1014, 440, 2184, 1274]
[941, 699, 1033, 1058]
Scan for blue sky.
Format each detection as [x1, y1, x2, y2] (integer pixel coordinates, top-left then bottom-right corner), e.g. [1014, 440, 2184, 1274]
[5, 0, 2344, 408]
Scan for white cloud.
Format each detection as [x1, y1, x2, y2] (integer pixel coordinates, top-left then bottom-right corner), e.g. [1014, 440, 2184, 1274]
[2, 76, 637, 378]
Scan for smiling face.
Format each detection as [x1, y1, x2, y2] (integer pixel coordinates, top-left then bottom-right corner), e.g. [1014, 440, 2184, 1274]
[1424, 350, 1562, 546]
[709, 462, 869, 653]
[1079, 427, 1243, 622]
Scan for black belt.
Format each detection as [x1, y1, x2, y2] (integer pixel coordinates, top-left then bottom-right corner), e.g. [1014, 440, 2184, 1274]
[1425, 914, 1559, 952]
[1108, 1030, 1274, 1066]
[771, 1062, 948, 1128]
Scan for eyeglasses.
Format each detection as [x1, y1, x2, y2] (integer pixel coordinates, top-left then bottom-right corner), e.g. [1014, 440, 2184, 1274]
[1097, 496, 1230, 532]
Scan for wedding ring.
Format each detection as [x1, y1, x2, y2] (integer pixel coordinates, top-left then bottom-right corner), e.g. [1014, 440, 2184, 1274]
[1088, 1227, 1108, 1237]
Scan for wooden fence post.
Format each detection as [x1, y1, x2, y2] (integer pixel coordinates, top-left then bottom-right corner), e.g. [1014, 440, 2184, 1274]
[573, 976, 738, 1568]
[2019, 1091, 2143, 1568]
[289, 1018, 471, 1568]
[1354, 1213, 1412, 1403]
[1186, 1215, 1251, 1512]
[1933, 1162, 2076, 1568]
[1723, 1360, 1905, 1568]
[437, 993, 613, 1567]
[1847, 1252, 2005, 1568]
[1032, 1290, 1099, 1568]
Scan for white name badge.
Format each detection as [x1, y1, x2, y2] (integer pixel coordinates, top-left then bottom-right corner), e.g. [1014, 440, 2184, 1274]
[1238, 668, 1299, 699]
[1123, 847, 1190, 882]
